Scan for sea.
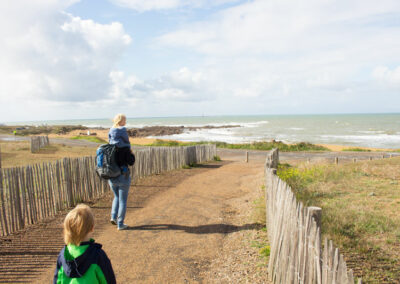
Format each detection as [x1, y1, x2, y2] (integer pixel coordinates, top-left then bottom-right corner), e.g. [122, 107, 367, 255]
[4, 114, 400, 149]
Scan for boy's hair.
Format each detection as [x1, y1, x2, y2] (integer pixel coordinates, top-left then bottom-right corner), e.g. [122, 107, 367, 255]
[113, 113, 126, 128]
[63, 204, 94, 246]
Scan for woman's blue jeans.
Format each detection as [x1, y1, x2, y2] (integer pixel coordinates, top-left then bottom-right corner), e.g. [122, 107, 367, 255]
[108, 174, 131, 228]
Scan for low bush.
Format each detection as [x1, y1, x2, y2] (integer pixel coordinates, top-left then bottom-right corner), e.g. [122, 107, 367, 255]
[342, 147, 371, 152]
[70, 136, 106, 144]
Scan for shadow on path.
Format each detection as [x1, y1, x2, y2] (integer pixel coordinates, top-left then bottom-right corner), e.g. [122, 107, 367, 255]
[128, 223, 263, 234]
[193, 164, 224, 169]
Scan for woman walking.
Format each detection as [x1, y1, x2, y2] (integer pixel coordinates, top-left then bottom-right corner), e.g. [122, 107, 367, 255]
[108, 114, 135, 230]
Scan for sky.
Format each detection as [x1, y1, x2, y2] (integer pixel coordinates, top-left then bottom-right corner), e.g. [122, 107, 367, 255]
[0, 0, 399, 122]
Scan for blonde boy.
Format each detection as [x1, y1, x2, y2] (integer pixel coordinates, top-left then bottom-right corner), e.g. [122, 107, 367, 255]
[53, 204, 116, 284]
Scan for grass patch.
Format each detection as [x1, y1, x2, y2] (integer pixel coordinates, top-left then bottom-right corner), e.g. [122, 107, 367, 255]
[213, 155, 221, 161]
[142, 139, 329, 152]
[215, 141, 329, 152]
[259, 245, 271, 258]
[342, 147, 371, 152]
[142, 139, 208, 147]
[277, 158, 400, 282]
[0, 125, 88, 136]
[181, 162, 199, 169]
[252, 194, 266, 226]
[0, 141, 95, 167]
[70, 135, 107, 144]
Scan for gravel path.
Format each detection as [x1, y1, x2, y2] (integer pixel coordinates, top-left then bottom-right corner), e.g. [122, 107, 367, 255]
[2, 157, 270, 283]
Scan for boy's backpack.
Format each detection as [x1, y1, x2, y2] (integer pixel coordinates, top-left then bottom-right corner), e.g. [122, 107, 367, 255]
[96, 144, 121, 179]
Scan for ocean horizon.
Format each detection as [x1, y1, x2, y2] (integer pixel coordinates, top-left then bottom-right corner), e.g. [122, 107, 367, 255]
[3, 113, 400, 149]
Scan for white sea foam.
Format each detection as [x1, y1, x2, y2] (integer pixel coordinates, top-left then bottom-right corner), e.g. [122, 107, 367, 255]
[162, 120, 269, 128]
[150, 128, 259, 143]
[357, 130, 385, 134]
[83, 124, 106, 128]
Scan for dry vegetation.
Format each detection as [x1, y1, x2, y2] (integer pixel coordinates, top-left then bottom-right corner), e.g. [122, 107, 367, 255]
[277, 158, 400, 283]
[0, 141, 93, 168]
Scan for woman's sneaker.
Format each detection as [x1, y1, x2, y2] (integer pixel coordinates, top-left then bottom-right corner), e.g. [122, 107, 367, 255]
[110, 219, 117, 225]
[118, 224, 128, 230]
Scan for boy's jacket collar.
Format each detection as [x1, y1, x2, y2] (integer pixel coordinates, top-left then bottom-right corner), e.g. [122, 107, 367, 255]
[60, 240, 103, 278]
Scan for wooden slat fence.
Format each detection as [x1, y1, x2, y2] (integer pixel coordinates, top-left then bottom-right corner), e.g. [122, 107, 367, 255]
[31, 136, 50, 153]
[0, 144, 216, 236]
[265, 148, 361, 284]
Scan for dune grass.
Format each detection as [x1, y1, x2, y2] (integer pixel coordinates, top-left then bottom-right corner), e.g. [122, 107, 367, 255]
[276, 158, 400, 282]
[0, 125, 88, 136]
[70, 135, 107, 144]
[215, 141, 329, 151]
[342, 147, 371, 152]
[141, 139, 329, 152]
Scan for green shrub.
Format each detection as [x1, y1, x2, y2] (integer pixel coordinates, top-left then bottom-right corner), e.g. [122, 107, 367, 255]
[70, 136, 106, 143]
[216, 141, 329, 152]
[259, 245, 271, 258]
[343, 147, 371, 152]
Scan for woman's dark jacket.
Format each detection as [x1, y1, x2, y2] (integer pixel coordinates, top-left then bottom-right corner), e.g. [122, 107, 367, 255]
[115, 147, 135, 168]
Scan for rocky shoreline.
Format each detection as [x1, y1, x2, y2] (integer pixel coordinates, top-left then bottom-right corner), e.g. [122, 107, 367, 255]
[0, 124, 240, 137]
[126, 125, 240, 138]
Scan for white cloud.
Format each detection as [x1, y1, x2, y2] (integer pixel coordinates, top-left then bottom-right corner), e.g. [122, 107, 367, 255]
[159, 0, 400, 56]
[155, 0, 400, 107]
[0, 1, 131, 109]
[149, 67, 211, 101]
[109, 67, 211, 103]
[110, 0, 240, 12]
[372, 66, 400, 87]
[109, 71, 150, 101]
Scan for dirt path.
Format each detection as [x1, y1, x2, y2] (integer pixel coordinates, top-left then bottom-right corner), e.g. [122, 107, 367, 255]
[1, 155, 269, 283]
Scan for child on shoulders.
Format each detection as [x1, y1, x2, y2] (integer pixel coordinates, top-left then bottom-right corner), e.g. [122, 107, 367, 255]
[53, 204, 116, 284]
[108, 114, 131, 148]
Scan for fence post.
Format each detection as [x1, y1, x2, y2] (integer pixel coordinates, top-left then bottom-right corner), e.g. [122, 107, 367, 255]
[30, 136, 50, 153]
[335, 157, 339, 165]
[0, 145, 2, 169]
[308, 206, 322, 231]
[245, 151, 249, 163]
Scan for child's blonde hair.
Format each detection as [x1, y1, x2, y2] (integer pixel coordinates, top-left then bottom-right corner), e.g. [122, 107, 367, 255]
[113, 113, 126, 128]
[63, 204, 94, 246]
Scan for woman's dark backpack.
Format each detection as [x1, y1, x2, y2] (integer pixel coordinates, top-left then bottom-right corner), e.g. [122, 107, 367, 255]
[96, 144, 121, 179]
